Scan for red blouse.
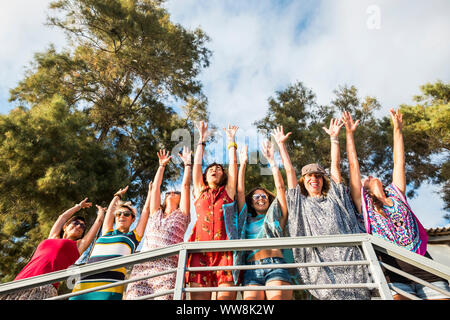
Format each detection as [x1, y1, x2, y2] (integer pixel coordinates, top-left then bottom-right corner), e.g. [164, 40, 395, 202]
[15, 238, 80, 288]
[188, 186, 233, 242]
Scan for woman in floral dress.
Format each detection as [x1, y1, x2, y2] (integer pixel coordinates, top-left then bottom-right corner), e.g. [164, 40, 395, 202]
[186, 121, 239, 300]
[125, 147, 191, 300]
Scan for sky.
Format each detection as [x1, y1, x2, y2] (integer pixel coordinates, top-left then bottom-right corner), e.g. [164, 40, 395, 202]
[0, 0, 449, 229]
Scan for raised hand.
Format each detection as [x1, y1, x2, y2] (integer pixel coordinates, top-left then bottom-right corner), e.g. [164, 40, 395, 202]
[78, 198, 93, 209]
[322, 118, 344, 137]
[178, 145, 192, 165]
[115, 185, 129, 198]
[239, 145, 248, 164]
[271, 126, 292, 145]
[95, 204, 107, 219]
[224, 124, 239, 141]
[341, 111, 360, 133]
[157, 149, 172, 167]
[389, 108, 403, 130]
[261, 140, 275, 166]
[196, 121, 210, 142]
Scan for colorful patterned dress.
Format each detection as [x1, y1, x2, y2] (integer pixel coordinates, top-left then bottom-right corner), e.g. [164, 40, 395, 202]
[185, 186, 234, 287]
[125, 208, 189, 300]
[360, 183, 446, 285]
[360, 183, 428, 255]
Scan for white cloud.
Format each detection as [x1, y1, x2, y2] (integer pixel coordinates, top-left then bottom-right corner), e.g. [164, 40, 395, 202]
[0, 0, 66, 109]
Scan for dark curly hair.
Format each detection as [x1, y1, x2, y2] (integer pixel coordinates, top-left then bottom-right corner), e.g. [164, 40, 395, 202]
[202, 162, 228, 188]
[245, 187, 276, 217]
[298, 174, 330, 197]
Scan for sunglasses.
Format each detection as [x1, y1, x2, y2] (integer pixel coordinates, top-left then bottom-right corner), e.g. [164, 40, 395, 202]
[252, 194, 268, 201]
[115, 211, 134, 218]
[71, 220, 86, 230]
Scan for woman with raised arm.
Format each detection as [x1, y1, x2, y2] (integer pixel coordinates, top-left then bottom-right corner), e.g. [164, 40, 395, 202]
[222, 142, 293, 300]
[125, 148, 192, 300]
[1, 198, 104, 300]
[343, 109, 449, 300]
[70, 184, 152, 300]
[274, 123, 371, 300]
[186, 121, 238, 300]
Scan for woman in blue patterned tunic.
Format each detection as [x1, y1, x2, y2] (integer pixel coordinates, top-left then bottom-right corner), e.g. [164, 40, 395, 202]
[273, 123, 371, 300]
[343, 109, 449, 300]
[224, 141, 293, 300]
[70, 184, 152, 300]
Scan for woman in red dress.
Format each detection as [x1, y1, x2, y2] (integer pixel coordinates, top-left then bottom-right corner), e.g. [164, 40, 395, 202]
[186, 121, 238, 300]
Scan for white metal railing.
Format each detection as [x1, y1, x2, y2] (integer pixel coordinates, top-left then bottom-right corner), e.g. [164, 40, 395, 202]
[0, 234, 449, 300]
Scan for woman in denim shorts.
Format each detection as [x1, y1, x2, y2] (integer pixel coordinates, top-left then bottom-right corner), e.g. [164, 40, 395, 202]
[223, 141, 293, 300]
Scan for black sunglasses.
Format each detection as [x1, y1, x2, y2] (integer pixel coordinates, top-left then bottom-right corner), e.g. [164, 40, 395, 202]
[71, 220, 86, 229]
[115, 211, 134, 218]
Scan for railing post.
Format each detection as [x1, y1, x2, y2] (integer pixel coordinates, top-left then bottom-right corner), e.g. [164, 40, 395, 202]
[173, 247, 187, 300]
[361, 240, 393, 300]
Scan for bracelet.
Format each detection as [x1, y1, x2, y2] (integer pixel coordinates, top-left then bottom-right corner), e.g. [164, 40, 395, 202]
[330, 136, 339, 144]
[227, 142, 237, 150]
[114, 193, 122, 199]
[198, 141, 206, 147]
[184, 163, 192, 167]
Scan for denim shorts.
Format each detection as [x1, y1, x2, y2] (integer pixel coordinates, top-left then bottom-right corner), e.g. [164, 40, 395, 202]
[243, 257, 292, 286]
[390, 281, 450, 299]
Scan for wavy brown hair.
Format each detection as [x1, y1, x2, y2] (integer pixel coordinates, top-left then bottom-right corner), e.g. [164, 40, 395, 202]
[202, 162, 228, 188]
[366, 189, 389, 218]
[298, 174, 330, 197]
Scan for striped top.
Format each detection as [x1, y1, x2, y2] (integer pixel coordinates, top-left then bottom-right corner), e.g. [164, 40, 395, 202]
[69, 229, 141, 300]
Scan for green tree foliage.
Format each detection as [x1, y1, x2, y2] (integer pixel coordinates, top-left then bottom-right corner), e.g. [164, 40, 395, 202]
[9, 0, 211, 201]
[398, 81, 450, 216]
[0, 96, 128, 282]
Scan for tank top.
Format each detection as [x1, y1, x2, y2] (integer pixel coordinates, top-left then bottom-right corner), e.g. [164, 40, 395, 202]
[15, 238, 80, 288]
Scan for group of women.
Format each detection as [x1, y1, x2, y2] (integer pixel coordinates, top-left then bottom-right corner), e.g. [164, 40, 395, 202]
[3, 109, 449, 301]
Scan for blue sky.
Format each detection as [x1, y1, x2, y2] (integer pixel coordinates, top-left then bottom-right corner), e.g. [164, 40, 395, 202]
[0, 0, 449, 228]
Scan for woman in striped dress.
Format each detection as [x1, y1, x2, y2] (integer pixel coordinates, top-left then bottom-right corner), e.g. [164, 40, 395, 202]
[125, 147, 191, 300]
[70, 184, 152, 300]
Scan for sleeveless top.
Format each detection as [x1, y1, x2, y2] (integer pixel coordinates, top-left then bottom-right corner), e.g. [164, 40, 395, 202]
[141, 208, 189, 253]
[187, 185, 233, 242]
[360, 183, 428, 255]
[69, 229, 141, 300]
[125, 208, 189, 300]
[15, 238, 80, 289]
